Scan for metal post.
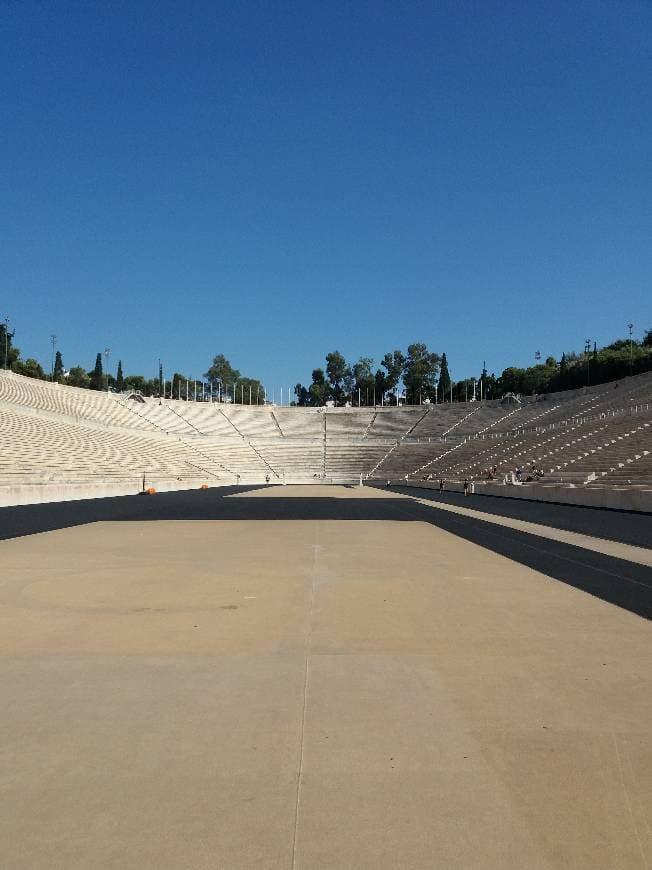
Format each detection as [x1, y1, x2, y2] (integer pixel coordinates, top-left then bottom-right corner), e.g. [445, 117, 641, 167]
[103, 348, 111, 392]
[585, 338, 591, 385]
[628, 322, 634, 376]
[50, 334, 57, 379]
[3, 317, 9, 369]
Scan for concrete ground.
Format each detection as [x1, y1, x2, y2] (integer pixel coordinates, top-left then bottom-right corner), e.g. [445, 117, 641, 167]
[1, 486, 650, 869]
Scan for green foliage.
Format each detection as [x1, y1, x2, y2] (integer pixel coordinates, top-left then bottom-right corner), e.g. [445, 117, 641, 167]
[309, 368, 329, 406]
[67, 366, 90, 388]
[125, 374, 146, 393]
[403, 343, 439, 404]
[1, 323, 20, 370]
[204, 354, 263, 402]
[352, 357, 375, 405]
[116, 360, 124, 392]
[233, 377, 264, 404]
[374, 369, 388, 403]
[53, 350, 64, 382]
[170, 373, 186, 399]
[451, 377, 475, 402]
[643, 329, 652, 348]
[89, 353, 103, 391]
[438, 353, 451, 401]
[294, 383, 310, 406]
[13, 358, 46, 379]
[381, 350, 405, 398]
[325, 350, 349, 403]
[205, 354, 240, 386]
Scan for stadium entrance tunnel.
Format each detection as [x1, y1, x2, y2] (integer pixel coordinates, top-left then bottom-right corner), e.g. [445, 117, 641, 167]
[1, 485, 650, 620]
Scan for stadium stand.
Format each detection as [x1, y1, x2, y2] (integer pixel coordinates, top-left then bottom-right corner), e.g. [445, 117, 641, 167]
[0, 368, 650, 505]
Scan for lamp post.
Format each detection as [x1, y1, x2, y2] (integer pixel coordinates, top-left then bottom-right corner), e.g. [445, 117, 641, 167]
[103, 347, 111, 392]
[628, 322, 634, 376]
[3, 317, 9, 369]
[584, 339, 591, 386]
[50, 334, 57, 380]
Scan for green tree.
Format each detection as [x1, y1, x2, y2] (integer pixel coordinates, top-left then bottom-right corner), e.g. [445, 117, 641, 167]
[171, 373, 186, 399]
[125, 374, 146, 393]
[483, 372, 498, 399]
[403, 343, 439, 404]
[205, 354, 240, 389]
[643, 329, 652, 348]
[498, 367, 526, 395]
[438, 353, 451, 401]
[325, 351, 348, 403]
[309, 368, 329, 406]
[374, 369, 387, 405]
[234, 377, 264, 404]
[294, 384, 310, 406]
[53, 350, 64, 382]
[13, 358, 46, 380]
[89, 353, 103, 391]
[452, 378, 474, 402]
[353, 357, 375, 405]
[67, 366, 90, 388]
[116, 360, 124, 392]
[144, 378, 160, 397]
[1, 322, 19, 370]
[381, 350, 406, 400]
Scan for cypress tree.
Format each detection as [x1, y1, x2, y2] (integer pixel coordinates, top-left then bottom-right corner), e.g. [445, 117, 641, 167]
[439, 353, 451, 401]
[116, 360, 124, 392]
[89, 352, 103, 390]
[158, 362, 163, 395]
[53, 350, 64, 382]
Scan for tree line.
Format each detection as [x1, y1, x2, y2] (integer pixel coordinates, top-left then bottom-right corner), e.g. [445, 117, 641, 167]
[1, 322, 651, 405]
[295, 334, 652, 406]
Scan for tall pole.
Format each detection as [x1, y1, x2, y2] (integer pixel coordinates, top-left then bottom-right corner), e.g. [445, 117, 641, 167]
[3, 317, 9, 369]
[585, 339, 591, 386]
[3, 318, 8, 370]
[50, 334, 57, 380]
[103, 347, 111, 392]
[628, 322, 634, 376]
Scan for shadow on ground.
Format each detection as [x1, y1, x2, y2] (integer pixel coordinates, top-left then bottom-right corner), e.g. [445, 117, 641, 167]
[1, 485, 650, 620]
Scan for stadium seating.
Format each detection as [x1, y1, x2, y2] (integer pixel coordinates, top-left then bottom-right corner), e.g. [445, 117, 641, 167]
[0, 368, 650, 501]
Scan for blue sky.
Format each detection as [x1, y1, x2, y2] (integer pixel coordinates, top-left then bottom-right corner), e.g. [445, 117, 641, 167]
[2, 0, 651, 390]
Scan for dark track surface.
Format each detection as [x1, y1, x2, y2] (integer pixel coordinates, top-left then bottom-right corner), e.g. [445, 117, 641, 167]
[379, 483, 652, 549]
[1, 485, 650, 619]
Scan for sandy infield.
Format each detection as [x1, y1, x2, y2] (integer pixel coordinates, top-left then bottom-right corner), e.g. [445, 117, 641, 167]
[1, 496, 650, 868]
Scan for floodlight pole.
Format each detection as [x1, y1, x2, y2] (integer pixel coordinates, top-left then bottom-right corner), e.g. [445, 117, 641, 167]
[628, 322, 634, 376]
[3, 317, 9, 369]
[103, 348, 111, 392]
[50, 334, 57, 380]
[585, 339, 591, 385]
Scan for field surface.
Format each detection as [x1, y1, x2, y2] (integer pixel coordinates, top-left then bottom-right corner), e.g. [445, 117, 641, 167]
[1, 485, 650, 869]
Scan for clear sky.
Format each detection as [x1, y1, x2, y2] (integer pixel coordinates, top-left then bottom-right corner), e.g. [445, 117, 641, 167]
[2, 0, 651, 391]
